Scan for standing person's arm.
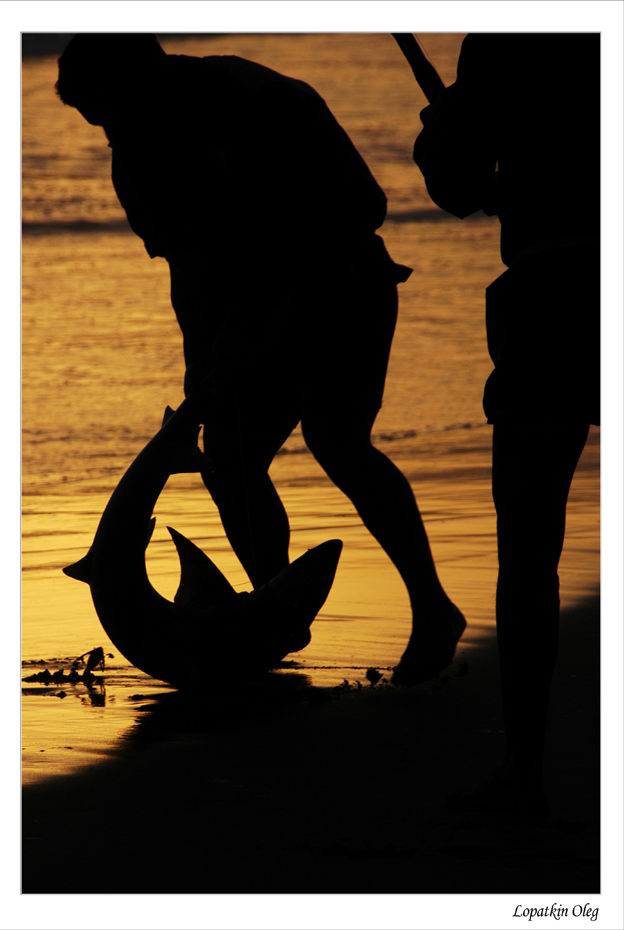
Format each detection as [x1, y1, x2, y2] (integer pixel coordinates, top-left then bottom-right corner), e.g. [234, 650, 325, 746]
[412, 35, 498, 218]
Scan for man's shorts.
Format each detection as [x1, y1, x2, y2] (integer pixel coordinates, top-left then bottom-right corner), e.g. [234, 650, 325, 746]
[482, 242, 599, 426]
[169, 235, 411, 459]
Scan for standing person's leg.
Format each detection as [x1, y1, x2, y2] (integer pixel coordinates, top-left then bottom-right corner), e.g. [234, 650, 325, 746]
[449, 245, 597, 814]
[492, 420, 589, 799]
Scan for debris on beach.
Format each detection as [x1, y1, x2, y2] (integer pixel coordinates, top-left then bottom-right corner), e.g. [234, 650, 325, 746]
[332, 668, 389, 692]
[71, 646, 114, 673]
[365, 667, 383, 687]
[22, 667, 103, 685]
[22, 645, 113, 685]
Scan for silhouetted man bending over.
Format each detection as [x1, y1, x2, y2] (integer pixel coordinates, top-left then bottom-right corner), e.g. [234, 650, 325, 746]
[413, 33, 599, 813]
[56, 34, 465, 681]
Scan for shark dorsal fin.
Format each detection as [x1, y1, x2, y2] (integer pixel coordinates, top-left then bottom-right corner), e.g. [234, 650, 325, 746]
[63, 549, 94, 584]
[162, 405, 176, 427]
[168, 526, 237, 609]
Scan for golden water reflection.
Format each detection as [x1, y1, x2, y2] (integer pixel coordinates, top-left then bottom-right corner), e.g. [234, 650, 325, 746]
[22, 430, 599, 784]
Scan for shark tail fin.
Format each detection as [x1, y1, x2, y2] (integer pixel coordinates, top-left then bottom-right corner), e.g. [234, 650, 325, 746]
[63, 550, 93, 584]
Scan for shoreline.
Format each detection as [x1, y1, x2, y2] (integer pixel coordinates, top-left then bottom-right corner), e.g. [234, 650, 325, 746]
[22, 594, 599, 894]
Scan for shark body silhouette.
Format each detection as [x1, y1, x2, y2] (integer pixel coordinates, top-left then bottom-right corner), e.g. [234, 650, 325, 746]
[64, 399, 342, 688]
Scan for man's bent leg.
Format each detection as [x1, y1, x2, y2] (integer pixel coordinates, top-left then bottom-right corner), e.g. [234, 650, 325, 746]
[302, 419, 465, 683]
[300, 245, 464, 683]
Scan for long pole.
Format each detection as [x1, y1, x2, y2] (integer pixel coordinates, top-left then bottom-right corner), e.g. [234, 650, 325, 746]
[392, 33, 445, 103]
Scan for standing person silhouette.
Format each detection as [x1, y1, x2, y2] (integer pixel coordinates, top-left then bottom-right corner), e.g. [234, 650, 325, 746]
[56, 34, 466, 681]
[412, 33, 599, 813]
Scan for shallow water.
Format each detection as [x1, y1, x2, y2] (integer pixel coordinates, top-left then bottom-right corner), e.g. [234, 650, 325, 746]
[22, 34, 599, 784]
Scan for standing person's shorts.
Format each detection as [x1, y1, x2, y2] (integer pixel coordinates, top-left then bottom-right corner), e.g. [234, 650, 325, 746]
[168, 234, 412, 466]
[482, 242, 599, 426]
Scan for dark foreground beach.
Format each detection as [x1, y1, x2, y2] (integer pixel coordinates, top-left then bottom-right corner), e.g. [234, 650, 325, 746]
[22, 595, 599, 895]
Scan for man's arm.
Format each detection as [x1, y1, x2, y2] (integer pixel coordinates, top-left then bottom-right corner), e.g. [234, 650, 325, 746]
[412, 35, 498, 219]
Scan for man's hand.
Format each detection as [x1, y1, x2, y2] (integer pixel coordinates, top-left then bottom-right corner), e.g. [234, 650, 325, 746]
[413, 83, 497, 219]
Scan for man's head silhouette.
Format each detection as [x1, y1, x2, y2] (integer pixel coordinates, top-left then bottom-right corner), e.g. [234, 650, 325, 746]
[56, 33, 165, 125]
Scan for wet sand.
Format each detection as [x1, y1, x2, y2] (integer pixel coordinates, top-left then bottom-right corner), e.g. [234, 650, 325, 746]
[22, 595, 599, 894]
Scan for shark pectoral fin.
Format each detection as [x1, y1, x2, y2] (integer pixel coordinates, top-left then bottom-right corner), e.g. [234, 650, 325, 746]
[63, 549, 94, 584]
[168, 525, 237, 609]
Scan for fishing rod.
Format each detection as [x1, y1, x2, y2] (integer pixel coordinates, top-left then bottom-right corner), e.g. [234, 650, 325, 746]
[392, 33, 445, 103]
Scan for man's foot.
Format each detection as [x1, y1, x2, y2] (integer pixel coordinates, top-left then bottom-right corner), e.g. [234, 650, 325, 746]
[392, 603, 466, 686]
[446, 770, 549, 821]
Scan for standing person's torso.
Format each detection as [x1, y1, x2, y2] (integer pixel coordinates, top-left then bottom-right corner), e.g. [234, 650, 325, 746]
[458, 33, 600, 265]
